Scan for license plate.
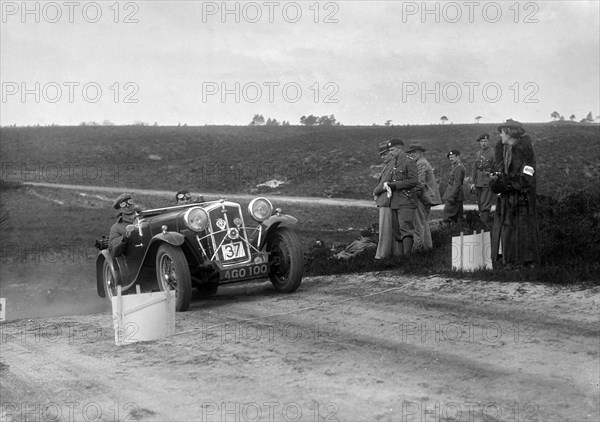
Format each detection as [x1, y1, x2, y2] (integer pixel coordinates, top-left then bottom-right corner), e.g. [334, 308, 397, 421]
[221, 242, 246, 261]
[221, 263, 269, 282]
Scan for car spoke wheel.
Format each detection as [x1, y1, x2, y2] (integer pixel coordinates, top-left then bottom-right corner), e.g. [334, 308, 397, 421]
[102, 260, 117, 302]
[267, 227, 304, 293]
[156, 244, 192, 312]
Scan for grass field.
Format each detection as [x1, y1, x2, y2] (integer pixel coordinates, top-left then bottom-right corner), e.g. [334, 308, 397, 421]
[1, 123, 599, 289]
[1, 123, 599, 200]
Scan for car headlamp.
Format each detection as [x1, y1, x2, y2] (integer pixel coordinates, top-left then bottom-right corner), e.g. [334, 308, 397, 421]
[248, 197, 273, 222]
[184, 207, 209, 232]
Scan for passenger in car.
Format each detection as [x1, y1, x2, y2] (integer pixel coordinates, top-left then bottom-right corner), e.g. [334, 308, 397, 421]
[176, 189, 205, 204]
[175, 190, 193, 205]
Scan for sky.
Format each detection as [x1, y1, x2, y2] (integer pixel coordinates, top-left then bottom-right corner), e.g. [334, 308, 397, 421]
[1, 0, 599, 126]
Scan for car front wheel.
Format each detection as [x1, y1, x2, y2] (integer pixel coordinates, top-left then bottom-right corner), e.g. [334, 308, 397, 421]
[102, 259, 117, 303]
[155, 244, 192, 312]
[267, 227, 304, 293]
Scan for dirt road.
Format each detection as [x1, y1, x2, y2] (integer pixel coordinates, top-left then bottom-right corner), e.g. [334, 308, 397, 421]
[21, 182, 480, 211]
[1, 274, 598, 422]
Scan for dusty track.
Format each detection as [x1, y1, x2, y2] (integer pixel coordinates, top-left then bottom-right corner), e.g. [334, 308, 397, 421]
[1, 274, 598, 421]
[21, 182, 480, 210]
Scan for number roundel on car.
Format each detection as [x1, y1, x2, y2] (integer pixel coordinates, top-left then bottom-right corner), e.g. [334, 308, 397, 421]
[248, 197, 273, 222]
[183, 207, 209, 232]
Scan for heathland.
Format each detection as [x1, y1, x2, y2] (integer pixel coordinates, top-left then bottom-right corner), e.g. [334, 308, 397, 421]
[2, 124, 598, 422]
[1, 123, 598, 199]
[1, 123, 599, 292]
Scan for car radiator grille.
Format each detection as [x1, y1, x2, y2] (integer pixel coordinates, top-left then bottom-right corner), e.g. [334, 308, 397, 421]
[207, 204, 251, 265]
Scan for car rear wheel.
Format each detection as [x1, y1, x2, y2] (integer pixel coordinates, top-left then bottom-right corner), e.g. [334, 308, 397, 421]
[102, 259, 117, 303]
[267, 227, 304, 293]
[156, 244, 192, 312]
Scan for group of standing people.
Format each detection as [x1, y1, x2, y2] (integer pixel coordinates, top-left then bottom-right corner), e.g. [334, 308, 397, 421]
[440, 133, 496, 227]
[373, 118, 541, 268]
[373, 138, 441, 259]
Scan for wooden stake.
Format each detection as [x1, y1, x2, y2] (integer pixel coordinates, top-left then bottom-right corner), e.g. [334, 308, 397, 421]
[116, 285, 123, 346]
[459, 231, 464, 271]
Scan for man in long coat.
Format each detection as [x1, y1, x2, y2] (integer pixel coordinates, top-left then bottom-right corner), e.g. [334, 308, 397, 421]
[442, 150, 466, 224]
[469, 133, 496, 227]
[385, 139, 420, 254]
[406, 142, 442, 250]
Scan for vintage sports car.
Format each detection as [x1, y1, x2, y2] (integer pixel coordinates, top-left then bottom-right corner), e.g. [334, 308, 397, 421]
[95, 197, 304, 311]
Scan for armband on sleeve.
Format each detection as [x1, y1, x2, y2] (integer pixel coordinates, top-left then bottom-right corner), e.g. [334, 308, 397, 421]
[523, 165, 535, 176]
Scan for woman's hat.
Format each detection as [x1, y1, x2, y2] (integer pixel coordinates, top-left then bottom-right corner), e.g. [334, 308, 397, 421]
[498, 119, 524, 133]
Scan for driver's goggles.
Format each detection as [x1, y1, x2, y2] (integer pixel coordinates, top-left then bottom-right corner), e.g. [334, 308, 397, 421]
[119, 198, 134, 208]
[177, 193, 192, 200]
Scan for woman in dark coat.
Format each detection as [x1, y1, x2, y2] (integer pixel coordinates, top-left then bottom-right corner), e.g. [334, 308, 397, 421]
[489, 119, 541, 267]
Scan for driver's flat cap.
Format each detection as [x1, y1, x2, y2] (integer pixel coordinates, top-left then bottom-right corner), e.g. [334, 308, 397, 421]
[113, 193, 133, 210]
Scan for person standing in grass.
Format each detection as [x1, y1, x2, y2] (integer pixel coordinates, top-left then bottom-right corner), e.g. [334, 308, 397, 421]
[384, 139, 420, 255]
[406, 142, 441, 250]
[442, 150, 466, 225]
[489, 119, 541, 268]
[373, 141, 401, 259]
[469, 134, 496, 227]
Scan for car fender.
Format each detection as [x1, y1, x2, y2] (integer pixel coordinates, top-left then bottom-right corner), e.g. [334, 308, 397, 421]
[150, 232, 186, 247]
[137, 232, 186, 271]
[101, 233, 186, 295]
[96, 250, 119, 298]
[259, 215, 298, 250]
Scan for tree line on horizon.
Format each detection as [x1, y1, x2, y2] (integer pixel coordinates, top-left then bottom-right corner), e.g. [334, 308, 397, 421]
[2, 111, 599, 127]
[550, 111, 596, 124]
[249, 114, 340, 126]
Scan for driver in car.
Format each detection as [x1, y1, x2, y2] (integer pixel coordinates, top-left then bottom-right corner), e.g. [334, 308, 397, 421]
[108, 193, 137, 257]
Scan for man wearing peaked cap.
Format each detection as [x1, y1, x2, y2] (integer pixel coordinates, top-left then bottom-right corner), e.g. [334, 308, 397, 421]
[378, 140, 390, 156]
[406, 142, 441, 250]
[384, 138, 419, 255]
[470, 133, 496, 227]
[442, 149, 466, 224]
[108, 193, 137, 257]
[373, 141, 402, 258]
[387, 138, 404, 148]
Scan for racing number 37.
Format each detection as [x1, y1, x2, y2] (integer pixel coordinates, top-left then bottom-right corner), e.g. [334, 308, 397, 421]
[222, 242, 245, 260]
